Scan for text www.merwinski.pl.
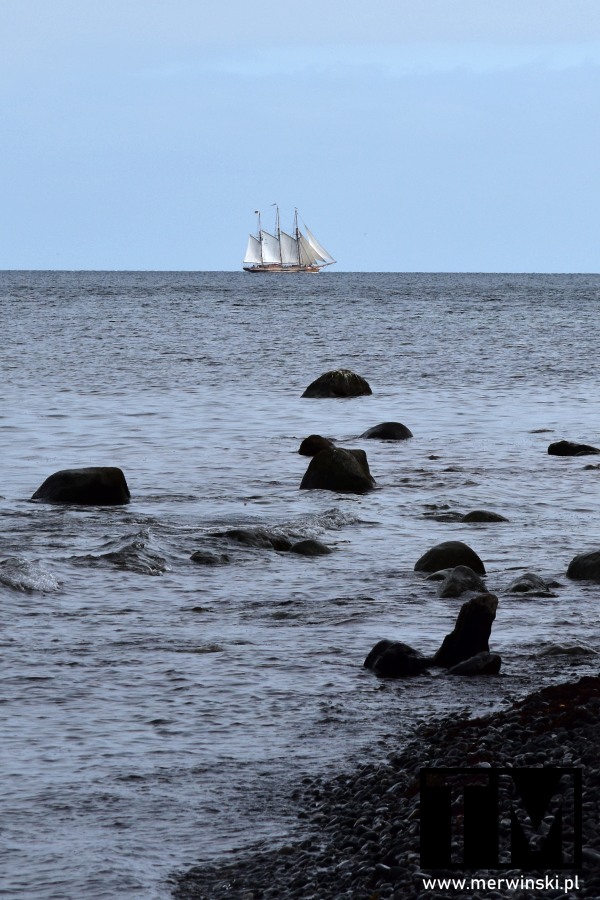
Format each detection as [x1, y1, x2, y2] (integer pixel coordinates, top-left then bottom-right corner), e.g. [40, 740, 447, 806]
[421, 875, 581, 892]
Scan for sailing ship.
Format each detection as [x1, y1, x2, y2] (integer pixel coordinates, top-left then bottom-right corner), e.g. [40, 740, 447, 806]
[243, 206, 336, 273]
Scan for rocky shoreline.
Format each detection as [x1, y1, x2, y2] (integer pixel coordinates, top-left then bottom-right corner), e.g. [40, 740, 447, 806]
[174, 676, 600, 900]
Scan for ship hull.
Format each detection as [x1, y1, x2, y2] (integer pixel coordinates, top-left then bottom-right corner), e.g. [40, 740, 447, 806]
[243, 264, 322, 273]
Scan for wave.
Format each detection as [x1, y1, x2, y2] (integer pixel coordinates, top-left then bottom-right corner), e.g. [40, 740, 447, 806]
[0, 557, 61, 592]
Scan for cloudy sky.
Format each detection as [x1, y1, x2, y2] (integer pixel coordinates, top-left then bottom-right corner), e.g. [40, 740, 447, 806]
[1, 0, 599, 271]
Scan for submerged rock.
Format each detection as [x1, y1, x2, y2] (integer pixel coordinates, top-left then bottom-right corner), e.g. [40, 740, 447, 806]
[210, 528, 292, 551]
[506, 572, 553, 594]
[461, 510, 509, 523]
[437, 565, 487, 598]
[414, 540, 486, 576]
[190, 550, 231, 566]
[567, 549, 600, 583]
[298, 435, 335, 456]
[31, 466, 130, 506]
[300, 447, 375, 494]
[290, 539, 332, 556]
[363, 640, 429, 677]
[433, 593, 498, 668]
[548, 440, 600, 456]
[301, 369, 372, 398]
[448, 651, 502, 675]
[360, 422, 413, 440]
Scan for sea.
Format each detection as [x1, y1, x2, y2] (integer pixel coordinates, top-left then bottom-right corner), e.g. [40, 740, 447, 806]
[2, 270, 600, 899]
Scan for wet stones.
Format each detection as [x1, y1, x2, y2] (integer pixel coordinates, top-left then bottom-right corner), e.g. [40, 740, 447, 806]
[209, 527, 292, 551]
[433, 593, 498, 668]
[360, 422, 412, 440]
[363, 640, 429, 677]
[567, 549, 600, 583]
[414, 540, 486, 576]
[298, 435, 335, 456]
[548, 439, 600, 456]
[300, 447, 375, 494]
[301, 369, 372, 398]
[31, 466, 130, 506]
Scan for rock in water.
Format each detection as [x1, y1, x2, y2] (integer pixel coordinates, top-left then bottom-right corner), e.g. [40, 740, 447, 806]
[414, 540, 486, 575]
[437, 565, 487, 598]
[364, 640, 429, 677]
[360, 422, 413, 440]
[301, 369, 372, 398]
[31, 467, 130, 506]
[567, 549, 600, 583]
[300, 447, 375, 494]
[461, 510, 509, 523]
[506, 572, 552, 594]
[298, 435, 335, 456]
[433, 593, 498, 668]
[548, 439, 600, 456]
[448, 651, 502, 675]
[290, 539, 332, 556]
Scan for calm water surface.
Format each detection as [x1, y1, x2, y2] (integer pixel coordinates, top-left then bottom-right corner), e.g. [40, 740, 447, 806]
[2, 271, 600, 898]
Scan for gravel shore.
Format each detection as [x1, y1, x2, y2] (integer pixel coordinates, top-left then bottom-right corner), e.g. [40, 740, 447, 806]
[174, 676, 600, 899]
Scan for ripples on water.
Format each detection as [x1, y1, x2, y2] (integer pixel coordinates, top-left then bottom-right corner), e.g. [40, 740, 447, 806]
[2, 271, 600, 898]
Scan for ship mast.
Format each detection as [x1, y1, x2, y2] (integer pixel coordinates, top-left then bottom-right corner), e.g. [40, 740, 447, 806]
[274, 203, 283, 265]
[294, 208, 301, 266]
[256, 210, 264, 265]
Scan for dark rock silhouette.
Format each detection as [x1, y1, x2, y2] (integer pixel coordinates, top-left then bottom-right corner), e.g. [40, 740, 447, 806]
[31, 466, 130, 506]
[363, 640, 429, 677]
[414, 540, 486, 576]
[567, 549, 600, 583]
[433, 593, 498, 668]
[300, 447, 375, 494]
[302, 369, 372, 398]
[437, 565, 487, 598]
[298, 435, 335, 456]
[290, 539, 332, 556]
[448, 651, 502, 675]
[548, 440, 600, 456]
[360, 422, 412, 440]
[461, 510, 509, 523]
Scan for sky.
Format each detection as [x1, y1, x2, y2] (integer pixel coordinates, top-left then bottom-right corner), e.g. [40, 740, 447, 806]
[1, 0, 600, 272]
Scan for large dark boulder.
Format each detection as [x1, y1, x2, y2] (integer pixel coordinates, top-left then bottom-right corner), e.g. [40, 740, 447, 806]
[298, 435, 335, 456]
[437, 565, 487, 598]
[302, 369, 372, 398]
[448, 651, 502, 675]
[300, 447, 375, 494]
[548, 440, 600, 456]
[31, 466, 130, 506]
[360, 422, 413, 440]
[364, 639, 429, 677]
[567, 550, 600, 583]
[433, 593, 498, 668]
[414, 540, 486, 576]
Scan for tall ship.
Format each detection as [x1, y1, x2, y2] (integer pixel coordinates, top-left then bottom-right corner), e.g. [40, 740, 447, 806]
[243, 206, 336, 273]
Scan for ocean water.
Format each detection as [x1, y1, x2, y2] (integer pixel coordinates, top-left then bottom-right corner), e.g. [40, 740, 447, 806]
[2, 270, 600, 899]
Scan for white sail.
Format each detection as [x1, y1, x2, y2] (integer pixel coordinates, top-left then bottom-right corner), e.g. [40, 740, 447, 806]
[304, 226, 335, 264]
[298, 233, 326, 267]
[280, 231, 299, 265]
[261, 230, 281, 264]
[244, 234, 263, 265]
